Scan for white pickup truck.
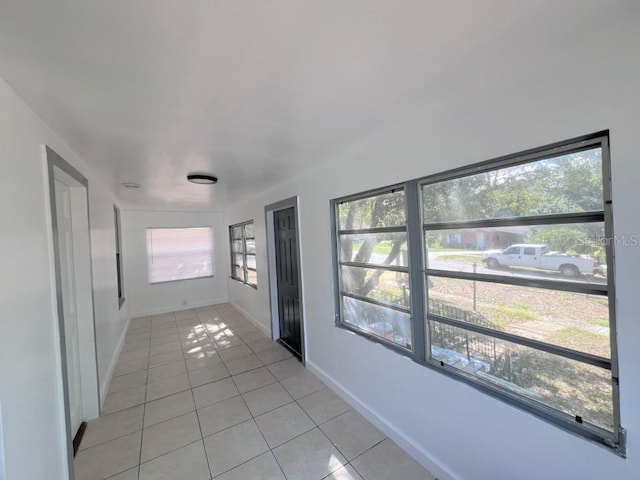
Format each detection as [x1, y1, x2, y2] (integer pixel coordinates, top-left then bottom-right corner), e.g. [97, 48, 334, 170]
[481, 244, 597, 278]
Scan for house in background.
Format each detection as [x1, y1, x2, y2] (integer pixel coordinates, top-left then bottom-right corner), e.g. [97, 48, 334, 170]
[439, 227, 527, 250]
[1, 1, 639, 480]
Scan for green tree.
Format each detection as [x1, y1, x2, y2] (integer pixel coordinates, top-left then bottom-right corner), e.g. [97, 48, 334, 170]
[340, 191, 406, 298]
[423, 149, 603, 223]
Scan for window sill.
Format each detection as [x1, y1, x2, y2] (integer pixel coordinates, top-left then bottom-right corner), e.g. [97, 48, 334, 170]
[229, 277, 258, 290]
[149, 274, 214, 285]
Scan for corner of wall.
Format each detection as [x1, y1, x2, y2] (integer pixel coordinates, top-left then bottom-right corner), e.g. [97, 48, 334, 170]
[99, 315, 131, 408]
[229, 300, 272, 338]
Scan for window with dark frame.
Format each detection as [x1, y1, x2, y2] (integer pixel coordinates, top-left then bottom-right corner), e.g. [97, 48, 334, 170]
[114, 206, 125, 308]
[230, 220, 257, 288]
[331, 132, 624, 454]
[334, 189, 412, 349]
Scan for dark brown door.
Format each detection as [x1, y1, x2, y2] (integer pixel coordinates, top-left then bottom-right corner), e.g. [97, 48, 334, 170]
[274, 207, 302, 357]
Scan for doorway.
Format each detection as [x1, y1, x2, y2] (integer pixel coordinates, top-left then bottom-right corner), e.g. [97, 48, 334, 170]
[265, 197, 305, 361]
[47, 147, 100, 470]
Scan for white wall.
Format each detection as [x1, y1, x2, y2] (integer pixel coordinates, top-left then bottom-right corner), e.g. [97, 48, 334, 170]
[121, 210, 228, 317]
[90, 196, 132, 401]
[0, 397, 5, 480]
[225, 11, 640, 480]
[0, 77, 128, 480]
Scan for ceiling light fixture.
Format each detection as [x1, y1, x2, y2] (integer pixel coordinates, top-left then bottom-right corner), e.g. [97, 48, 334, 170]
[121, 182, 141, 189]
[187, 173, 218, 185]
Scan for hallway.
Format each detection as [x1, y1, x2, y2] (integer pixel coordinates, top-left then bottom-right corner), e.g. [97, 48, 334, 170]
[74, 304, 434, 480]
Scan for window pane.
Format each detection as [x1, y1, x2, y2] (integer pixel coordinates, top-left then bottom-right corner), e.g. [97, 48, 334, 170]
[341, 266, 410, 309]
[428, 277, 610, 358]
[230, 221, 256, 286]
[429, 320, 613, 432]
[342, 296, 412, 349]
[247, 269, 257, 286]
[245, 239, 256, 254]
[338, 190, 406, 230]
[339, 233, 407, 266]
[425, 223, 606, 283]
[423, 147, 603, 223]
[232, 240, 243, 253]
[234, 266, 244, 281]
[147, 227, 213, 283]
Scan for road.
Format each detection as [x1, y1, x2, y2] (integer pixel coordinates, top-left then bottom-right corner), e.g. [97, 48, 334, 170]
[369, 250, 607, 286]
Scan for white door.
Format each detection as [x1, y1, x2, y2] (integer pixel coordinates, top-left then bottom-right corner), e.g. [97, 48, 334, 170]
[54, 179, 83, 435]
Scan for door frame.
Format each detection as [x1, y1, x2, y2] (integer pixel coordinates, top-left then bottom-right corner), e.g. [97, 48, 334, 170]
[46, 146, 100, 474]
[264, 196, 306, 364]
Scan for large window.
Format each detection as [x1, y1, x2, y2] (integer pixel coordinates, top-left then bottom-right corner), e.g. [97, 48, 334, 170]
[146, 227, 213, 283]
[230, 220, 257, 288]
[331, 132, 624, 453]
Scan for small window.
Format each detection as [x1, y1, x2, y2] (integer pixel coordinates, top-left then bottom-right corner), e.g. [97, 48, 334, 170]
[229, 220, 257, 288]
[114, 206, 125, 308]
[146, 227, 213, 283]
[523, 247, 536, 256]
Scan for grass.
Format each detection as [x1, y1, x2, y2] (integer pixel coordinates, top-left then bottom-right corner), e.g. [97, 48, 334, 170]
[373, 240, 393, 254]
[555, 327, 609, 341]
[491, 318, 507, 329]
[501, 349, 614, 431]
[491, 304, 541, 321]
[550, 327, 610, 361]
[351, 240, 397, 255]
[592, 317, 609, 327]
[440, 253, 483, 265]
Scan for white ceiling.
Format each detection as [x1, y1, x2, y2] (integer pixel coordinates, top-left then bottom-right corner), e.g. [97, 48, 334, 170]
[0, 0, 622, 210]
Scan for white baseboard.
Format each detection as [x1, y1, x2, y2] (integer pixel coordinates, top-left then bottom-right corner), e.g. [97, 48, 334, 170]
[100, 316, 130, 408]
[228, 301, 272, 338]
[306, 361, 456, 480]
[129, 298, 228, 318]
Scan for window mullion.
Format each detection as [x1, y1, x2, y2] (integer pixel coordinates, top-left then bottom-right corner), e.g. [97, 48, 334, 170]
[423, 211, 605, 231]
[242, 228, 248, 283]
[405, 180, 426, 361]
[601, 136, 623, 448]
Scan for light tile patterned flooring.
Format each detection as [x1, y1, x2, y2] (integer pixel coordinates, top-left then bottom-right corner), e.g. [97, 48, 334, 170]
[74, 304, 435, 480]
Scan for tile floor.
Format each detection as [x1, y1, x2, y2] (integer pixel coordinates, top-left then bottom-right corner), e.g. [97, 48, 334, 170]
[74, 304, 436, 480]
